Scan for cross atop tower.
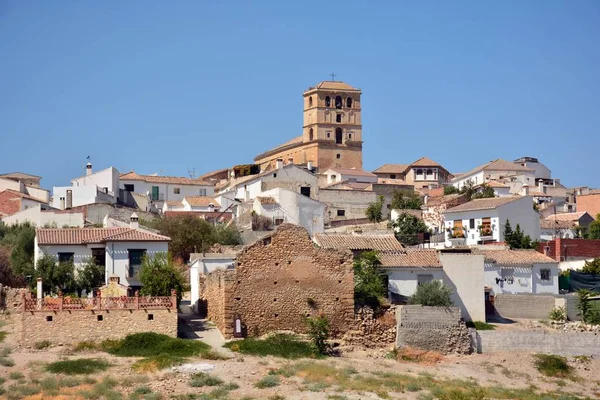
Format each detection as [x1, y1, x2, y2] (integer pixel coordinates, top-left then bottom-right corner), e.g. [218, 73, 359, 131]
[329, 72, 336, 81]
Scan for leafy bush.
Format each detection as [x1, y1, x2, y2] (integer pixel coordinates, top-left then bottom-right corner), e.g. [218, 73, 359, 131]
[132, 354, 186, 373]
[189, 372, 223, 387]
[409, 281, 453, 307]
[533, 354, 572, 378]
[254, 375, 280, 388]
[34, 340, 51, 350]
[305, 315, 330, 355]
[138, 253, 187, 303]
[46, 358, 110, 375]
[74, 341, 99, 352]
[102, 332, 210, 358]
[9, 371, 24, 380]
[365, 195, 384, 223]
[549, 306, 567, 322]
[576, 289, 600, 324]
[0, 331, 6, 343]
[353, 251, 386, 307]
[582, 258, 600, 275]
[224, 333, 317, 359]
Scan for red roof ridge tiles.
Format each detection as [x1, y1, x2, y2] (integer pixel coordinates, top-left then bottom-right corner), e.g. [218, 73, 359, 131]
[36, 227, 170, 245]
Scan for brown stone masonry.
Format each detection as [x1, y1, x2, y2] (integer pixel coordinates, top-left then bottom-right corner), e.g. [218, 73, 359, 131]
[201, 224, 355, 338]
[18, 291, 177, 347]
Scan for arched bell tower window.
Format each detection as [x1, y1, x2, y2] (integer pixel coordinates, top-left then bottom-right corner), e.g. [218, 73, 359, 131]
[308, 96, 313, 107]
[346, 97, 352, 108]
[335, 128, 343, 144]
[309, 128, 314, 141]
[325, 96, 331, 107]
[335, 96, 342, 109]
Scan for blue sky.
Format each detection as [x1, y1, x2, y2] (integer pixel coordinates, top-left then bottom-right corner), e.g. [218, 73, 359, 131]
[1, 1, 599, 189]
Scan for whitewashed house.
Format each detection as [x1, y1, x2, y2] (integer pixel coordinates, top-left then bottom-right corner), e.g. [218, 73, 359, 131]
[253, 187, 326, 236]
[1, 204, 85, 227]
[443, 196, 540, 246]
[452, 159, 535, 192]
[119, 171, 214, 210]
[34, 215, 170, 289]
[162, 196, 221, 213]
[479, 248, 558, 295]
[0, 174, 50, 203]
[52, 164, 119, 209]
[324, 168, 378, 185]
[539, 211, 594, 241]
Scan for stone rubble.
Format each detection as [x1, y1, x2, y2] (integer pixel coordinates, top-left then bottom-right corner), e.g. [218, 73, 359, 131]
[170, 363, 216, 374]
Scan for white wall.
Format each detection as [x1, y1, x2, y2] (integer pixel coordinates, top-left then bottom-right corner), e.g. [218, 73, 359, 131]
[189, 256, 235, 313]
[532, 263, 559, 294]
[0, 178, 22, 192]
[36, 243, 95, 269]
[440, 253, 486, 322]
[253, 188, 325, 235]
[52, 186, 100, 208]
[324, 169, 378, 184]
[493, 187, 511, 197]
[318, 188, 377, 222]
[72, 167, 120, 196]
[485, 264, 534, 294]
[384, 268, 444, 298]
[540, 228, 576, 241]
[444, 214, 501, 246]
[120, 180, 214, 206]
[105, 241, 169, 286]
[2, 205, 84, 227]
[453, 171, 485, 189]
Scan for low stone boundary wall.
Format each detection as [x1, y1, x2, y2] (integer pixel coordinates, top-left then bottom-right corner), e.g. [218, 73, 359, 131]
[475, 330, 600, 356]
[494, 293, 555, 320]
[396, 305, 471, 354]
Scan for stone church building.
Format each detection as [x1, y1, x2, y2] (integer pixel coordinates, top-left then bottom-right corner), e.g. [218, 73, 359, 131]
[254, 80, 363, 172]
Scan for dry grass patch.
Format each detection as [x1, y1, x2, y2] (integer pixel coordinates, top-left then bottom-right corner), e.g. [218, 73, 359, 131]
[396, 347, 444, 365]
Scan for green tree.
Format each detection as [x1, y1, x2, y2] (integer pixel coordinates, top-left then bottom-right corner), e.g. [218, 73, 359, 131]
[459, 180, 476, 199]
[0, 222, 36, 279]
[0, 246, 25, 287]
[409, 280, 453, 307]
[154, 215, 242, 262]
[576, 289, 600, 324]
[305, 315, 330, 355]
[588, 214, 600, 240]
[34, 254, 76, 295]
[582, 258, 600, 275]
[444, 186, 459, 195]
[138, 253, 186, 302]
[503, 219, 513, 244]
[365, 195, 384, 223]
[503, 220, 534, 249]
[75, 257, 105, 296]
[392, 212, 429, 245]
[353, 251, 386, 308]
[390, 190, 421, 210]
[472, 183, 495, 199]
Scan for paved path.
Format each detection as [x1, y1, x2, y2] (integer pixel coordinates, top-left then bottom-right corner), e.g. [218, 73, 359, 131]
[178, 301, 235, 358]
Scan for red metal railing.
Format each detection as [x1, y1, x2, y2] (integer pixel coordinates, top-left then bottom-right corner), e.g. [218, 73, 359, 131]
[22, 290, 177, 312]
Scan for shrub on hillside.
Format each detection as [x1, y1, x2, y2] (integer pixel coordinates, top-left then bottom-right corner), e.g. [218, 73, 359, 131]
[409, 281, 453, 307]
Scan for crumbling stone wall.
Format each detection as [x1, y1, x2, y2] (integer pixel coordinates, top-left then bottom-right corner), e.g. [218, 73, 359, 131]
[0, 286, 27, 314]
[19, 308, 177, 347]
[201, 224, 354, 338]
[342, 306, 397, 348]
[396, 305, 472, 354]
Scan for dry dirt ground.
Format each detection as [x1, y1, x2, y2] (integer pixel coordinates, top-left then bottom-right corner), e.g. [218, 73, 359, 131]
[1, 314, 600, 400]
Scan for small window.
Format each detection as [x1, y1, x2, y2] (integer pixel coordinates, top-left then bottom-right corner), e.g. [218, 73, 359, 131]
[148, 314, 154, 320]
[174, 188, 180, 194]
[273, 173, 277, 178]
[330, 175, 336, 180]
[469, 219, 475, 229]
[335, 96, 342, 109]
[335, 128, 343, 144]
[337, 209, 345, 217]
[346, 97, 352, 108]
[390, 174, 396, 179]
[336, 114, 342, 123]
[325, 96, 331, 107]
[199, 188, 206, 196]
[417, 274, 434, 286]
[58, 252, 74, 263]
[275, 218, 284, 225]
[348, 133, 352, 139]
[308, 96, 313, 107]
[97, 315, 103, 321]
[336, 154, 341, 159]
[326, 131, 331, 138]
[309, 128, 314, 141]
[540, 269, 551, 281]
[46, 316, 53, 322]
[124, 184, 134, 192]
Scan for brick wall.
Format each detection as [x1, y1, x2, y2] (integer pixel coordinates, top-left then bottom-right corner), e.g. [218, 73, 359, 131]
[19, 308, 177, 347]
[201, 224, 355, 338]
[494, 293, 555, 319]
[537, 238, 600, 261]
[395, 305, 471, 354]
[475, 331, 600, 356]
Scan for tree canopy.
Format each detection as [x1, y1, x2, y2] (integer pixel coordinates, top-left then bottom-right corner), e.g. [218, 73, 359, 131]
[582, 258, 600, 275]
[409, 280, 453, 307]
[587, 214, 600, 240]
[365, 195, 384, 224]
[390, 190, 422, 210]
[353, 251, 387, 308]
[139, 253, 187, 303]
[503, 219, 535, 249]
[392, 212, 429, 245]
[444, 186, 459, 195]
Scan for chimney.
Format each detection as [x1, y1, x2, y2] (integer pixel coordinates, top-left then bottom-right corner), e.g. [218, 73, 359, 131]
[59, 197, 65, 210]
[86, 162, 93, 176]
[276, 159, 283, 169]
[37, 278, 43, 299]
[130, 213, 139, 229]
[538, 180, 545, 194]
[109, 274, 120, 285]
[66, 190, 72, 209]
[307, 162, 313, 171]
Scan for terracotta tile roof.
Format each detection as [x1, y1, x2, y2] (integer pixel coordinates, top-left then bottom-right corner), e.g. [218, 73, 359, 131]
[36, 227, 170, 245]
[257, 196, 278, 205]
[185, 196, 220, 207]
[540, 220, 576, 230]
[0, 189, 44, 202]
[453, 159, 534, 181]
[410, 157, 443, 168]
[327, 168, 377, 178]
[376, 178, 407, 185]
[544, 212, 588, 222]
[120, 171, 211, 186]
[314, 234, 403, 251]
[474, 249, 557, 265]
[485, 181, 509, 188]
[165, 200, 182, 207]
[373, 164, 410, 175]
[379, 249, 442, 268]
[444, 196, 522, 213]
[314, 81, 359, 91]
[426, 193, 468, 207]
